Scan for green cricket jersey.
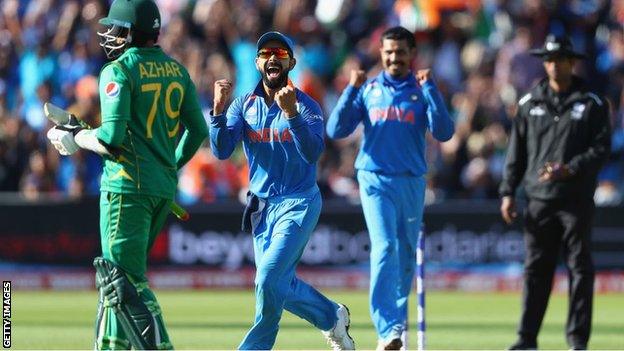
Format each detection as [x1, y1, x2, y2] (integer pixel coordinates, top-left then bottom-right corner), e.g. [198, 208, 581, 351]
[97, 47, 205, 199]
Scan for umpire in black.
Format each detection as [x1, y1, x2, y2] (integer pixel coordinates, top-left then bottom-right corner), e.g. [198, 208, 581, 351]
[499, 34, 611, 351]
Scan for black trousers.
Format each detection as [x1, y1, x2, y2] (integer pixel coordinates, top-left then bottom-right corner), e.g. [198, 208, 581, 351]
[517, 198, 595, 347]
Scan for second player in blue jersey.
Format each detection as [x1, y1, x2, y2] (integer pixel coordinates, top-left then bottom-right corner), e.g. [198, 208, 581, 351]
[327, 26, 454, 350]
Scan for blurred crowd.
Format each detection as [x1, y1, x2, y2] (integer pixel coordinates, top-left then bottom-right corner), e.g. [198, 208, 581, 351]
[0, 0, 623, 206]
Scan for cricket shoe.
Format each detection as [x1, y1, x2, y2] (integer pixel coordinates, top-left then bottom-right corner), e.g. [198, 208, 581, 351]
[376, 325, 403, 350]
[322, 304, 355, 350]
[507, 339, 537, 350]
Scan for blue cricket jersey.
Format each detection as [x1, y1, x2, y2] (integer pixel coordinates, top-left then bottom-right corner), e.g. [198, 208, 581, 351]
[327, 71, 454, 177]
[209, 81, 324, 198]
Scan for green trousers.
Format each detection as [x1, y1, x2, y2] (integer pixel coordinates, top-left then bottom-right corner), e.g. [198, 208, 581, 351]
[96, 191, 173, 350]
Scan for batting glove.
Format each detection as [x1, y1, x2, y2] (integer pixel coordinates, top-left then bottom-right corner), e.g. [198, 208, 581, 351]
[46, 125, 80, 155]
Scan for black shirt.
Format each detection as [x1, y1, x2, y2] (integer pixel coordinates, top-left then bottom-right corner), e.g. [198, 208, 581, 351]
[499, 76, 611, 201]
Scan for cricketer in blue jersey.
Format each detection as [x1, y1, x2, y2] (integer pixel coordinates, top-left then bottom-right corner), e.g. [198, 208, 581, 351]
[209, 31, 355, 351]
[327, 26, 455, 350]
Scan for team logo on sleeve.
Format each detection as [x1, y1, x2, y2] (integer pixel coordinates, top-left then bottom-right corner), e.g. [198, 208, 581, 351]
[104, 82, 120, 99]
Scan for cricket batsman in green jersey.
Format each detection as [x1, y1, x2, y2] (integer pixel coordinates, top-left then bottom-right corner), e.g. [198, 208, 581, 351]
[45, 0, 208, 349]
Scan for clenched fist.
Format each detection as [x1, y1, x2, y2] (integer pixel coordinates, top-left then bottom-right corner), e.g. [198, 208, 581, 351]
[213, 79, 233, 115]
[416, 69, 432, 86]
[349, 69, 367, 88]
[275, 86, 298, 118]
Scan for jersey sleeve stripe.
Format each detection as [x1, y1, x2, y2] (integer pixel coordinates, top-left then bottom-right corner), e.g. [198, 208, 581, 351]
[587, 92, 604, 106]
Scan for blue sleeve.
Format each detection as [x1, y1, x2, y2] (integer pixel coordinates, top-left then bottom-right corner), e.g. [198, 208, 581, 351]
[209, 97, 244, 160]
[326, 85, 365, 139]
[287, 97, 325, 164]
[422, 80, 454, 141]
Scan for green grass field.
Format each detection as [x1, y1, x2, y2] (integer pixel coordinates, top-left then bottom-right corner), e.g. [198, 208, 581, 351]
[11, 290, 624, 350]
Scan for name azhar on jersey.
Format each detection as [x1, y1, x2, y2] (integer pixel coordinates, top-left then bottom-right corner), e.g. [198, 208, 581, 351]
[139, 61, 184, 79]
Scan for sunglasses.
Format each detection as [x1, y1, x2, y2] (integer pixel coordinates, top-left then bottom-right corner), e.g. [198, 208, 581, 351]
[257, 48, 290, 59]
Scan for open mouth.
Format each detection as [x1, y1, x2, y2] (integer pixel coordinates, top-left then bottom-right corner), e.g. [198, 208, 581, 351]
[266, 65, 282, 79]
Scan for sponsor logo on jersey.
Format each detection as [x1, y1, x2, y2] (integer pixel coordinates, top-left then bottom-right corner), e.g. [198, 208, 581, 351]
[571, 103, 586, 120]
[104, 82, 120, 98]
[369, 107, 416, 124]
[247, 128, 293, 143]
[529, 106, 545, 116]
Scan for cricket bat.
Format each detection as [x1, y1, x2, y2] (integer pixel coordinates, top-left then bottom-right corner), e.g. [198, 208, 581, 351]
[44, 102, 91, 128]
[44, 102, 190, 221]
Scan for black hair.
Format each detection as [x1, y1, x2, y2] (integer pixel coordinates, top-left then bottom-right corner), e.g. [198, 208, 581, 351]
[381, 26, 416, 48]
[131, 29, 159, 47]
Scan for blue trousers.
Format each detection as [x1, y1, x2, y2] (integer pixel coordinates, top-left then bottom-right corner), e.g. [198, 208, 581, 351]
[357, 170, 426, 339]
[238, 186, 338, 350]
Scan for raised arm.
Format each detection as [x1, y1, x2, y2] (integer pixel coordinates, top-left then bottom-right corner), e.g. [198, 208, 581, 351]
[418, 70, 454, 142]
[209, 79, 243, 160]
[326, 70, 366, 139]
[276, 87, 324, 164]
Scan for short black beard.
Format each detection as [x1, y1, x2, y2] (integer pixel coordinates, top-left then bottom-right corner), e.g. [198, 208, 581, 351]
[262, 65, 289, 89]
[387, 62, 407, 78]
